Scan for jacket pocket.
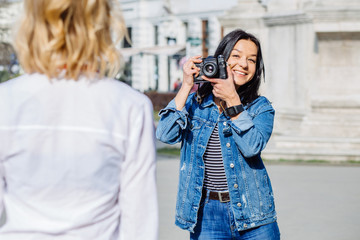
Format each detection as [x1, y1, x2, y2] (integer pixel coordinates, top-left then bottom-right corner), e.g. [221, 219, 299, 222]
[189, 118, 202, 130]
[262, 174, 275, 213]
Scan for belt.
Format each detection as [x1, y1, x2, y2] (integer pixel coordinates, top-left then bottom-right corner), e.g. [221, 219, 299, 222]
[203, 189, 230, 203]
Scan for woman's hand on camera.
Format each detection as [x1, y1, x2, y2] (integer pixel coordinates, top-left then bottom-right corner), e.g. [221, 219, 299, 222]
[174, 56, 202, 111]
[203, 65, 241, 107]
[182, 56, 202, 89]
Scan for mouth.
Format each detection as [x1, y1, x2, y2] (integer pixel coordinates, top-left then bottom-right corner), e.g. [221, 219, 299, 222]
[233, 70, 247, 76]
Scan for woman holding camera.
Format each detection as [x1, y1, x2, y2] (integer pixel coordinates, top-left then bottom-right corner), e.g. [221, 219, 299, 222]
[156, 29, 280, 239]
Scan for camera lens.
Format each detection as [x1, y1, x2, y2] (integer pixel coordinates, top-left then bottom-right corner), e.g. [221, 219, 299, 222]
[205, 65, 214, 73]
[203, 62, 217, 77]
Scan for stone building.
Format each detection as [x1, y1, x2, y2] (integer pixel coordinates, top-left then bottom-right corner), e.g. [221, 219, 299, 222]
[119, 0, 238, 91]
[0, 0, 22, 70]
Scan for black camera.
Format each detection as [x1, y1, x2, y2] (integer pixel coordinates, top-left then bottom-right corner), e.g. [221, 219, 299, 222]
[193, 55, 227, 83]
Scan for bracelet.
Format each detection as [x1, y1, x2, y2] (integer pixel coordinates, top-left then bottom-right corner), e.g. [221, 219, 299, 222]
[224, 104, 244, 117]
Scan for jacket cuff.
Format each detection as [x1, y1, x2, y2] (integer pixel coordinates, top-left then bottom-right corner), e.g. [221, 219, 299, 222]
[158, 99, 188, 129]
[230, 110, 254, 133]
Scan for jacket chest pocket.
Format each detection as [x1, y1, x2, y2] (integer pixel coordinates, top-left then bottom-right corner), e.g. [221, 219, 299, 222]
[185, 119, 204, 144]
[189, 119, 203, 131]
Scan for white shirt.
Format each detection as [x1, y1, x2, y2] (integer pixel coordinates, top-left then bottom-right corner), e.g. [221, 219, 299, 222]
[0, 73, 158, 240]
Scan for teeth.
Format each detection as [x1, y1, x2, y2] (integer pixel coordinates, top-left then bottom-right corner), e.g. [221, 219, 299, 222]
[234, 70, 246, 75]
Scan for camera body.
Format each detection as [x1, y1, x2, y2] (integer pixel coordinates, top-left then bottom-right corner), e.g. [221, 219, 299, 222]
[193, 55, 227, 83]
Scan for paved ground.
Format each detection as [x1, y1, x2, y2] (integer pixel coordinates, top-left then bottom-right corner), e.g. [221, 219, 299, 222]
[157, 155, 360, 240]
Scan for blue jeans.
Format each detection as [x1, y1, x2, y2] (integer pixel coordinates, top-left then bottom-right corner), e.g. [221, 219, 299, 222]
[190, 192, 280, 240]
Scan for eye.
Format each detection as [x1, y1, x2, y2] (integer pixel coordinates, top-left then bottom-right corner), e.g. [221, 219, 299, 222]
[248, 58, 256, 63]
[231, 54, 240, 58]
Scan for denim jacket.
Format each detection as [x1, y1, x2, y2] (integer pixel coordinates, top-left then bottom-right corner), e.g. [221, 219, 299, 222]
[156, 93, 277, 232]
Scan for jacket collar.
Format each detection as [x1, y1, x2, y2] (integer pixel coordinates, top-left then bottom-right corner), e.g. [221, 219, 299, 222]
[200, 93, 217, 108]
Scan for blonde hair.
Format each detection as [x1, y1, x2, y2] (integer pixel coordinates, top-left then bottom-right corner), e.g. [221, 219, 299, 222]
[14, 0, 127, 80]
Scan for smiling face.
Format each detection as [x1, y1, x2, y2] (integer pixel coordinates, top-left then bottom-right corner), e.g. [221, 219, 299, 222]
[227, 39, 258, 89]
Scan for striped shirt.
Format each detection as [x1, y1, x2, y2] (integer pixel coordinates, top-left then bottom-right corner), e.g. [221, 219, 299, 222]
[203, 124, 228, 191]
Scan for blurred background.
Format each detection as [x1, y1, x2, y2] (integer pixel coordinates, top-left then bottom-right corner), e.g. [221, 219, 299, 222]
[1, 0, 360, 239]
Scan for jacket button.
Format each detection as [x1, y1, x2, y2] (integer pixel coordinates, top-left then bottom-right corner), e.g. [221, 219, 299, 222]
[230, 163, 234, 168]
[234, 184, 238, 188]
[223, 122, 227, 126]
[226, 143, 231, 147]
[243, 223, 248, 228]
[237, 202, 242, 207]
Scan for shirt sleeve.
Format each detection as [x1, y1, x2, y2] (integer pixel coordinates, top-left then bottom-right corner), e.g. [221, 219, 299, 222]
[118, 97, 158, 240]
[0, 98, 4, 226]
[0, 157, 5, 227]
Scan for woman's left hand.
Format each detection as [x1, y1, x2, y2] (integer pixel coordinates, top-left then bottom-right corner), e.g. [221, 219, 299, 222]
[202, 66, 241, 107]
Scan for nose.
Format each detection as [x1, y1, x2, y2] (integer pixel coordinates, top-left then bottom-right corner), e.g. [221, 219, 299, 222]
[238, 56, 248, 69]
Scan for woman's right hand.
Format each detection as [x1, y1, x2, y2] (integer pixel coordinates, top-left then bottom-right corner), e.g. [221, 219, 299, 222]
[182, 55, 202, 88]
[174, 56, 202, 111]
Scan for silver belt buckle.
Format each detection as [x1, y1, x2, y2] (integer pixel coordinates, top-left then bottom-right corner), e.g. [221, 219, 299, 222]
[218, 192, 230, 203]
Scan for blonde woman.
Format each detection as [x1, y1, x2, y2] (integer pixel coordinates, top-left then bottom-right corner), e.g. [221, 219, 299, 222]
[0, 0, 158, 239]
